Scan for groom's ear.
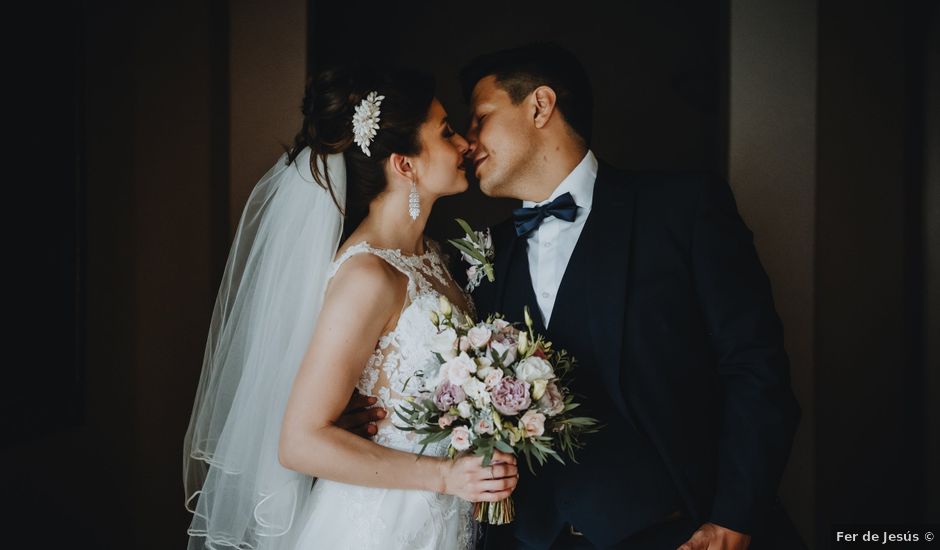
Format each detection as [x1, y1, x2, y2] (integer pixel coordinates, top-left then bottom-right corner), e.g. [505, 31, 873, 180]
[531, 86, 558, 129]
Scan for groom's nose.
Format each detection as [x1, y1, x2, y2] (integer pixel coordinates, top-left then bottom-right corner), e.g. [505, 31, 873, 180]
[464, 123, 479, 146]
[464, 136, 478, 157]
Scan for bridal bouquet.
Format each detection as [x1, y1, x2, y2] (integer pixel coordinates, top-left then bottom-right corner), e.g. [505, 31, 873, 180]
[395, 298, 599, 525]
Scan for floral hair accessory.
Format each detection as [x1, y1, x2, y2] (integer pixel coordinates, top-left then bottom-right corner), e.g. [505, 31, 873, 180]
[351, 91, 384, 157]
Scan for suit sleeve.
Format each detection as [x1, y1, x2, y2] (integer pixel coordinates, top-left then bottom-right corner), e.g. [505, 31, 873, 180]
[690, 176, 801, 535]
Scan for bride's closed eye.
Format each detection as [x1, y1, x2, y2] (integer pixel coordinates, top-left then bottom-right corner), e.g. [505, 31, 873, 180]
[442, 123, 455, 138]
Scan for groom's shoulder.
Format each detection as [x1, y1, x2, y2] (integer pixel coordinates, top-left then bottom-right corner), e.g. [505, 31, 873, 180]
[598, 160, 720, 210]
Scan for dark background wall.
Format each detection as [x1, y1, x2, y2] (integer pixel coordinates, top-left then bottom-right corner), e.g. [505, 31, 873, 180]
[0, 1, 936, 549]
[814, 2, 937, 544]
[1, 1, 226, 548]
[310, 0, 728, 237]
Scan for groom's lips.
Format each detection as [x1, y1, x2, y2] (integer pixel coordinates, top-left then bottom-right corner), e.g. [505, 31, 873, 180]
[473, 155, 488, 174]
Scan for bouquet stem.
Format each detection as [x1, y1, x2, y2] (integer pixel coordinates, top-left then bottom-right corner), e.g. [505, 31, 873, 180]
[473, 496, 515, 525]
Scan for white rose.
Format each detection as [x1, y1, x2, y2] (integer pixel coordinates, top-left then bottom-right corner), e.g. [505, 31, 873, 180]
[492, 319, 510, 332]
[520, 410, 546, 438]
[458, 336, 471, 352]
[467, 326, 492, 348]
[444, 352, 477, 386]
[431, 328, 458, 356]
[450, 426, 472, 451]
[462, 377, 491, 407]
[457, 401, 474, 419]
[515, 356, 553, 384]
[476, 356, 493, 370]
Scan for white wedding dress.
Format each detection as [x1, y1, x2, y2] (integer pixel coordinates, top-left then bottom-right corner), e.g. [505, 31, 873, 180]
[291, 241, 477, 550]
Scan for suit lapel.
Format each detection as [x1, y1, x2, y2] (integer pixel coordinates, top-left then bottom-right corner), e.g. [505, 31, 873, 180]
[583, 162, 638, 427]
[487, 162, 638, 427]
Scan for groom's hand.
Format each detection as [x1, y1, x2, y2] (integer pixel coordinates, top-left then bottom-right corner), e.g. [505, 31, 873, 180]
[677, 523, 751, 550]
[336, 390, 386, 438]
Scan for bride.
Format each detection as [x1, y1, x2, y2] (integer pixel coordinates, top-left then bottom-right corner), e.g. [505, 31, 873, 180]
[183, 66, 518, 550]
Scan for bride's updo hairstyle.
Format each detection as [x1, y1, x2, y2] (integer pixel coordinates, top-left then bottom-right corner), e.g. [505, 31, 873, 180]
[287, 65, 435, 233]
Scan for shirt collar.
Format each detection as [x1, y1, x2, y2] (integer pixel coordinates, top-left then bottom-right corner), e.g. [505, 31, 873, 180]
[523, 149, 598, 210]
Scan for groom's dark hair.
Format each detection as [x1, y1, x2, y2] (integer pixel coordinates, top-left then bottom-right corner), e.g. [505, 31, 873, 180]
[460, 42, 593, 146]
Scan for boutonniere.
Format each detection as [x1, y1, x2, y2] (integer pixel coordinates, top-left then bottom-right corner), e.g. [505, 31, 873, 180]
[448, 218, 495, 292]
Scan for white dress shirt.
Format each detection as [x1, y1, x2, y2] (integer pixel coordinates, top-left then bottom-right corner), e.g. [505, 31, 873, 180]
[523, 150, 598, 326]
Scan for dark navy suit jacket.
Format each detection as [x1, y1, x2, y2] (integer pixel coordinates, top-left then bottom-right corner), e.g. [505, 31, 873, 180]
[471, 161, 801, 547]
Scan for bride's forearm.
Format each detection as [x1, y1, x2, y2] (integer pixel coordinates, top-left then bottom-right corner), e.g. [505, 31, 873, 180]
[279, 424, 446, 493]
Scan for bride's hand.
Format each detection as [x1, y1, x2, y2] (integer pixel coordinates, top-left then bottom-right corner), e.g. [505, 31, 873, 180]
[439, 450, 519, 502]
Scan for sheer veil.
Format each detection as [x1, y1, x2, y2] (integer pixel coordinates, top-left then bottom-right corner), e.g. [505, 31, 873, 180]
[183, 147, 346, 550]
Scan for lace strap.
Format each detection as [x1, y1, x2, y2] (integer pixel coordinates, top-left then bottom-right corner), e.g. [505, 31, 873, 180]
[328, 242, 419, 299]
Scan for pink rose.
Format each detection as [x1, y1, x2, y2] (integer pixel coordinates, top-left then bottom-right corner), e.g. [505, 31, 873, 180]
[467, 326, 492, 348]
[438, 414, 457, 428]
[491, 377, 531, 416]
[433, 381, 466, 412]
[482, 367, 504, 389]
[450, 425, 472, 451]
[474, 417, 495, 435]
[521, 410, 546, 438]
[537, 381, 565, 416]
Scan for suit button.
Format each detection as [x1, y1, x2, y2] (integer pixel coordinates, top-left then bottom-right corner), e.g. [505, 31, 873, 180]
[541, 291, 550, 298]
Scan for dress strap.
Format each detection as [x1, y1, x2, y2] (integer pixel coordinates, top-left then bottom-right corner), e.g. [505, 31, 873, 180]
[328, 242, 420, 300]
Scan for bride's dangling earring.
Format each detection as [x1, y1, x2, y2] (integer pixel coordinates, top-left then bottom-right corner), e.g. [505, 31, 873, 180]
[408, 180, 421, 221]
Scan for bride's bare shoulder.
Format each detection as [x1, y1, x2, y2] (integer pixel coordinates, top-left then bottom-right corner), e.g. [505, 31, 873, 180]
[328, 247, 407, 297]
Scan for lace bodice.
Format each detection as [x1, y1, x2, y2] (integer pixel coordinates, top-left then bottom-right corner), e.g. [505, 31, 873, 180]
[328, 240, 474, 456]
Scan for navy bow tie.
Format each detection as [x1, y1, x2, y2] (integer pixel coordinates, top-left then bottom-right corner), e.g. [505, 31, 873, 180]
[512, 192, 579, 238]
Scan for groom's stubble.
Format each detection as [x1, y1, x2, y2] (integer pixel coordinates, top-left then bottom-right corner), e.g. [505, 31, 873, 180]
[479, 140, 542, 201]
[468, 77, 544, 201]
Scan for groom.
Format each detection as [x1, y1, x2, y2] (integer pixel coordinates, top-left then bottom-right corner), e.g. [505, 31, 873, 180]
[459, 44, 802, 550]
